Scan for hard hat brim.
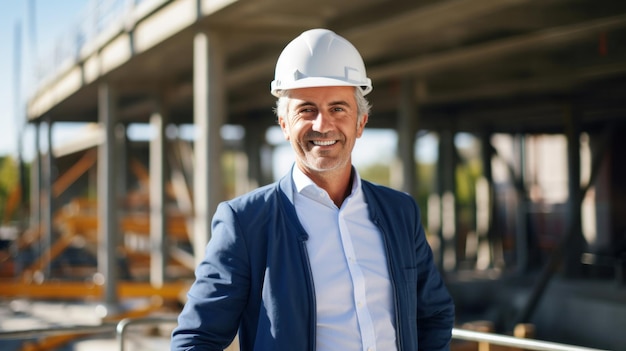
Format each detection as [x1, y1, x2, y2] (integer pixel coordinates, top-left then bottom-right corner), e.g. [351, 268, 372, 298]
[271, 77, 372, 97]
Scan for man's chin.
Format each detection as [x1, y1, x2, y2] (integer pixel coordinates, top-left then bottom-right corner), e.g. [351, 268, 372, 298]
[302, 158, 349, 173]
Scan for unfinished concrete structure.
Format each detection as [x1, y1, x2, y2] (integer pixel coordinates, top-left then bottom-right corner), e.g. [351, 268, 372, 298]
[4, 0, 626, 349]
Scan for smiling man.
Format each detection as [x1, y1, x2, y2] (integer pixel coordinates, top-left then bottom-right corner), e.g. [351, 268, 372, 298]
[171, 28, 455, 351]
[278, 86, 366, 206]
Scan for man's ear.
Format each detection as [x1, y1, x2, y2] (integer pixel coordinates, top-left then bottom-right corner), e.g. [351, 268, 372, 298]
[356, 114, 368, 138]
[278, 116, 290, 140]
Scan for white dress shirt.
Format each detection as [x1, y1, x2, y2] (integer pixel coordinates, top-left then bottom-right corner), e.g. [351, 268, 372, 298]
[291, 166, 398, 351]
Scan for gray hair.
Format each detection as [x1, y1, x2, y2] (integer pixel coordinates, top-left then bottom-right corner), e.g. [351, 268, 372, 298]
[273, 87, 371, 124]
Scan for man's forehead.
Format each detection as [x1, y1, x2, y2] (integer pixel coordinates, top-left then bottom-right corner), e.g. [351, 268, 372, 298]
[288, 86, 356, 105]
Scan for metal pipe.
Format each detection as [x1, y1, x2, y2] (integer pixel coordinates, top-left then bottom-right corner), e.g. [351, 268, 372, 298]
[452, 328, 609, 351]
[116, 316, 178, 351]
[0, 323, 116, 340]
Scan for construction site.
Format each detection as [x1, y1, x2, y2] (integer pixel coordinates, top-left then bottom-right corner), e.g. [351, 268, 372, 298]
[1, 0, 625, 350]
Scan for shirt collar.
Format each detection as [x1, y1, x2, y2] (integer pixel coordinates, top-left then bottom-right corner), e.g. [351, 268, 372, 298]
[292, 164, 362, 199]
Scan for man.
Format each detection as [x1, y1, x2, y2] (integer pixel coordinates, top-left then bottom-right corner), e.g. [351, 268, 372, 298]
[171, 28, 455, 351]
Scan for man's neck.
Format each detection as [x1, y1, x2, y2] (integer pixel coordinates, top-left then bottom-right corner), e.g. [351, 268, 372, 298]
[302, 166, 354, 208]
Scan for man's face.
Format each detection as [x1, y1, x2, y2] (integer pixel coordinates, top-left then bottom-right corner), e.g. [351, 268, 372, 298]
[278, 86, 368, 176]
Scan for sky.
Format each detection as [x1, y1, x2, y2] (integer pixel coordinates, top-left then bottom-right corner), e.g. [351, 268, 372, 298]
[0, 0, 87, 160]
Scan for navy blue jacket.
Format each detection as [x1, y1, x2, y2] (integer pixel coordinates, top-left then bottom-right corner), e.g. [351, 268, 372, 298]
[171, 172, 455, 351]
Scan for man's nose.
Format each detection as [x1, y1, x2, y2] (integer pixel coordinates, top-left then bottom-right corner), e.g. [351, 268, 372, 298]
[312, 111, 332, 133]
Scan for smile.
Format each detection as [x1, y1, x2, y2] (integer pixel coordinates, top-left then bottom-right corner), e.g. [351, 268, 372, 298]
[312, 140, 337, 146]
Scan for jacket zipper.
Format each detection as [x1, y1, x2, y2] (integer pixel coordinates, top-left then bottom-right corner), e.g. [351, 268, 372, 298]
[374, 217, 404, 351]
[299, 233, 317, 351]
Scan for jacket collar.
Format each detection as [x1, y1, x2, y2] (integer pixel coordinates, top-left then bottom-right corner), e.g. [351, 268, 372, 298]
[278, 164, 297, 205]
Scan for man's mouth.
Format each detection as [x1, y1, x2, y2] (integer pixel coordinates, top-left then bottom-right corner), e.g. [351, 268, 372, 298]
[312, 140, 337, 146]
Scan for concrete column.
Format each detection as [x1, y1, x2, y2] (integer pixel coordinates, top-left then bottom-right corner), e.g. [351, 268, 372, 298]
[42, 117, 54, 279]
[261, 142, 275, 185]
[564, 107, 584, 277]
[98, 82, 119, 307]
[193, 30, 225, 265]
[438, 129, 457, 271]
[514, 134, 529, 274]
[244, 121, 264, 189]
[150, 101, 167, 287]
[479, 131, 504, 269]
[397, 78, 418, 197]
[115, 124, 128, 200]
[30, 123, 41, 247]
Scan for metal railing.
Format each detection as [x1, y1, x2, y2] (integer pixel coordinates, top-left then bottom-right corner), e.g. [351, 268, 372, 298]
[116, 315, 177, 351]
[452, 328, 611, 351]
[116, 317, 612, 351]
[0, 320, 612, 351]
[32, 0, 160, 86]
[33, 0, 122, 83]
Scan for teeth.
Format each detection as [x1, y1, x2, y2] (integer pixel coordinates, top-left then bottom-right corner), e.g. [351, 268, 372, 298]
[313, 140, 336, 146]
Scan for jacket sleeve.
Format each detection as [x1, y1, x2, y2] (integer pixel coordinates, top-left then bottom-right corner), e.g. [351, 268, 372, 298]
[171, 202, 250, 351]
[414, 212, 455, 351]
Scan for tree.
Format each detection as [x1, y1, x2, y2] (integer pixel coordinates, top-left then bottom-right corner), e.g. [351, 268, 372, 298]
[0, 156, 26, 223]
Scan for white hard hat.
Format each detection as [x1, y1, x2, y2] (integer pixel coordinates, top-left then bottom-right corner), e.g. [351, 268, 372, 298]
[270, 28, 372, 97]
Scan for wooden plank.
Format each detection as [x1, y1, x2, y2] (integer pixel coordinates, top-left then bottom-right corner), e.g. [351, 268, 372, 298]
[0, 281, 190, 301]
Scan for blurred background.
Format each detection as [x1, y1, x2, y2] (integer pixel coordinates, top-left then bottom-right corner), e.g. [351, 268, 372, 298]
[1, 0, 625, 350]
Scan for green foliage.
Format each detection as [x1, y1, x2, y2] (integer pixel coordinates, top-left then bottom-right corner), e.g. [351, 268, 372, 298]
[455, 158, 482, 229]
[456, 158, 482, 207]
[0, 156, 19, 190]
[0, 156, 20, 222]
[222, 151, 238, 199]
[415, 161, 436, 225]
[357, 163, 391, 186]
[416, 162, 436, 194]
